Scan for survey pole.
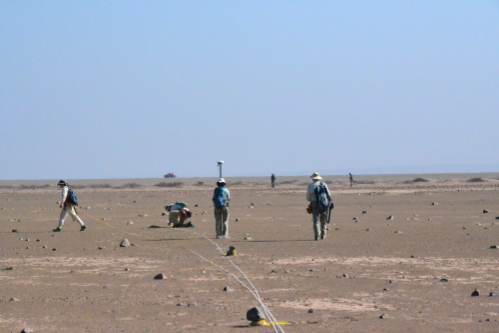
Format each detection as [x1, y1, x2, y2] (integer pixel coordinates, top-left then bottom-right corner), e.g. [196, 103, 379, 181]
[217, 161, 224, 178]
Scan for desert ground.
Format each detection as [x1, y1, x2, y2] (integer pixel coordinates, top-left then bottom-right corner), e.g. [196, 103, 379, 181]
[2, 173, 499, 332]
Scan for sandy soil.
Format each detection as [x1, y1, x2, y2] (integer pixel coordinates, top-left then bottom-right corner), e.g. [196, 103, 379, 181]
[1, 174, 499, 332]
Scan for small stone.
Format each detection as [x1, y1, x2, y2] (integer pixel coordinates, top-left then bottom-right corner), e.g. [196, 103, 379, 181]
[125, 268, 130, 271]
[101, 218, 106, 221]
[188, 302, 197, 307]
[36, 239, 40, 242]
[308, 309, 315, 313]
[120, 239, 130, 247]
[389, 279, 395, 284]
[42, 246, 47, 249]
[483, 209, 489, 213]
[471, 289, 480, 297]
[161, 212, 167, 216]
[489, 292, 498, 297]
[270, 269, 278, 274]
[12, 230, 17, 233]
[431, 202, 438, 206]
[362, 211, 367, 214]
[387, 215, 394, 220]
[411, 255, 415, 258]
[366, 228, 371, 231]
[25, 239, 29, 242]
[3, 267, 13, 271]
[343, 273, 349, 278]
[52, 248, 57, 251]
[154, 273, 166, 280]
[383, 288, 389, 291]
[247, 307, 264, 322]
[21, 329, 34, 333]
[223, 287, 231, 292]
[235, 218, 240, 222]
[440, 278, 449, 282]
[491, 245, 498, 249]
[379, 314, 388, 319]
[463, 227, 466, 229]
[127, 222, 133, 225]
[201, 270, 206, 274]
[310, 269, 316, 272]
[86, 207, 91, 210]
[353, 217, 358, 220]
[394, 230, 402, 233]
[98, 246, 104, 250]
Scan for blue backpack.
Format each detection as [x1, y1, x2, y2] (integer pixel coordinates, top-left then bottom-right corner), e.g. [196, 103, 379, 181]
[66, 189, 78, 206]
[314, 182, 331, 213]
[213, 187, 227, 208]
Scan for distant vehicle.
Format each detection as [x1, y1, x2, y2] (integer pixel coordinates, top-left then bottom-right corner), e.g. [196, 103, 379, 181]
[164, 173, 177, 178]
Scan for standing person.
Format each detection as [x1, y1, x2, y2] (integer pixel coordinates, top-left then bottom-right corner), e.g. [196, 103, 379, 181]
[349, 173, 353, 187]
[271, 174, 276, 188]
[213, 178, 231, 239]
[306, 173, 331, 241]
[53, 180, 86, 232]
[167, 202, 194, 228]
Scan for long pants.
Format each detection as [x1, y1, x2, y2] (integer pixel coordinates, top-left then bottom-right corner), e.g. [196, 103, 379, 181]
[59, 205, 85, 228]
[169, 211, 189, 227]
[311, 201, 327, 240]
[215, 207, 229, 237]
[271, 180, 275, 188]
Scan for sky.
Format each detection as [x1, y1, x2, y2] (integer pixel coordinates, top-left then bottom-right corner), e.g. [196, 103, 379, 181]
[1, 1, 498, 180]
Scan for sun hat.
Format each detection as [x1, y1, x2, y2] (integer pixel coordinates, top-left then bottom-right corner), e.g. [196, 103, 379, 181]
[57, 180, 68, 186]
[217, 178, 226, 184]
[310, 172, 322, 180]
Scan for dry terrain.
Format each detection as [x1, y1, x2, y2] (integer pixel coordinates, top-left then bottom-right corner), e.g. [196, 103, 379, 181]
[1, 173, 499, 332]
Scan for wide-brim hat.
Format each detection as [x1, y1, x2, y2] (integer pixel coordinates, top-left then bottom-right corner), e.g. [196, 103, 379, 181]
[310, 172, 322, 180]
[217, 178, 226, 184]
[57, 180, 68, 186]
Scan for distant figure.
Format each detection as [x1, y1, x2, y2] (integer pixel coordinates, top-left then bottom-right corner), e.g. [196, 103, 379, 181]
[53, 180, 86, 232]
[306, 173, 331, 241]
[349, 173, 353, 187]
[167, 202, 194, 228]
[271, 174, 276, 188]
[213, 178, 231, 239]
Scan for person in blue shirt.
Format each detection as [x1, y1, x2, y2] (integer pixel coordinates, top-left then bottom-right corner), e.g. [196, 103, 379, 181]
[212, 178, 231, 239]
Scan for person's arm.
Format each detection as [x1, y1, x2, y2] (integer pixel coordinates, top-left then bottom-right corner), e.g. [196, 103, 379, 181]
[306, 185, 312, 201]
[225, 188, 231, 201]
[60, 187, 68, 208]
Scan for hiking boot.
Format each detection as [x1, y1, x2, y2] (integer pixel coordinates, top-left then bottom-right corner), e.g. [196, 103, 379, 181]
[321, 234, 326, 240]
[314, 237, 319, 241]
[53, 227, 62, 232]
[80, 225, 87, 231]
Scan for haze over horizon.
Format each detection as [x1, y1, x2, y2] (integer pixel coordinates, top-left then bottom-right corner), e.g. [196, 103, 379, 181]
[2, 1, 498, 180]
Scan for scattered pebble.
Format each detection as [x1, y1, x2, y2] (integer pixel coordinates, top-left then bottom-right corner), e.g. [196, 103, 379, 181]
[308, 309, 315, 313]
[483, 209, 489, 213]
[154, 273, 166, 280]
[223, 287, 231, 292]
[120, 239, 131, 247]
[472, 289, 480, 297]
[379, 314, 388, 319]
[387, 215, 394, 220]
[489, 292, 498, 297]
[188, 302, 197, 307]
[440, 278, 449, 282]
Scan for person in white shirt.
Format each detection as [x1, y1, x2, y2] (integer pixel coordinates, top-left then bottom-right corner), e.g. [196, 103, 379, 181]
[53, 180, 86, 232]
[306, 173, 331, 240]
[166, 203, 194, 228]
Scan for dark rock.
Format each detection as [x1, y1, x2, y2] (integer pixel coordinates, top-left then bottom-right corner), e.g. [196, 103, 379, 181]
[431, 202, 438, 206]
[383, 288, 389, 291]
[247, 307, 264, 322]
[343, 273, 349, 278]
[471, 289, 480, 297]
[270, 269, 278, 274]
[366, 228, 371, 231]
[389, 279, 395, 284]
[21, 329, 34, 333]
[161, 212, 167, 216]
[483, 209, 489, 213]
[12, 230, 17, 233]
[379, 314, 388, 319]
[120, 239, 130, 247]
[98, 246, 104, 250]
[125, 268, 130, 271]
[52, 248, 57, 251]
[194, 204, 198, 207]
[491, 245, 498, 249]
[148, 225, 161, 228]
[223, 287, 231, 292]
[154, 273, 166, 280]
[353, 217, 358, 220]
[2, 267, 13, 271]
[440, 278, 449, 282]
[489, 292, 498, 297]
[387, 215, 394, 220]
[411, 255, 415, 258]
[235, 218, 240, 222]
[308, 309, 314, 313]
[362, 211, 367, 214]
[310, 269, 316, 272]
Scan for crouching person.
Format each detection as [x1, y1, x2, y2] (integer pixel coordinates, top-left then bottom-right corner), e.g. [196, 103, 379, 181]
[166, 202, 195, 228]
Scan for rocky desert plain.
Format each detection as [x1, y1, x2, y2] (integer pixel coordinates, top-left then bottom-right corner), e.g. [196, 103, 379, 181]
[2, 173, 499, 333]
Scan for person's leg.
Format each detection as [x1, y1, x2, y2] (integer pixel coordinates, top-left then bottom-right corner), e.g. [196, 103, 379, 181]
[320, 212, 327, 239]
[58, 206, 69, 228]
[178, 215, 189, 227]
[222, 207, 229, 237]
[169, 211, 180, 226]
[214, 208, 222, 236]
[311, 202, 320, 240]
[68, 206, 85, 227]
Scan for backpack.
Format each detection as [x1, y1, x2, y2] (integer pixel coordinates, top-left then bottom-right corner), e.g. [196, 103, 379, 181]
[175, 202, 189, 209]
[213, 187, 226, 208]
[314, 182, 331, 214]
[66, 189, 78, 206]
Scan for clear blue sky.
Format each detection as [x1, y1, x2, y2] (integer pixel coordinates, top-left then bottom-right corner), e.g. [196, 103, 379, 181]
[1, 1, 498, 180]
